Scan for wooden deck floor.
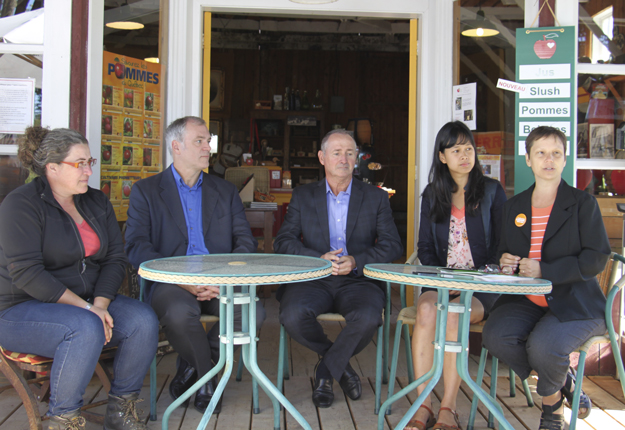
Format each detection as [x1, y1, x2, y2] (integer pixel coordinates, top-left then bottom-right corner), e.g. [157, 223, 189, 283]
[1, 287, 625, 429]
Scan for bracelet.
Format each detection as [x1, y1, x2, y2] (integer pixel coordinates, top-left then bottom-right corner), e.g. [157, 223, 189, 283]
[84, 303, 92, 310]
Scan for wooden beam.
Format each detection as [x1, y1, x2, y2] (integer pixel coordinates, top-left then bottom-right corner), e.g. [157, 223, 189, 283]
[70, 0, 89, 134]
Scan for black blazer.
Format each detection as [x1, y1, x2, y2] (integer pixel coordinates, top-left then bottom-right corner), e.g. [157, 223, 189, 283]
[417, 178, 507, 268]
[125, 166, 257, 300]
[274, 178, 403, 278]
[493, 180, 610, 321]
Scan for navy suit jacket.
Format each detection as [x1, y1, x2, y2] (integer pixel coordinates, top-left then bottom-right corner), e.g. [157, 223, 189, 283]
[125, 166, 257, 301]
[493, 180, 610, 321]
[274, 178, 403, 292]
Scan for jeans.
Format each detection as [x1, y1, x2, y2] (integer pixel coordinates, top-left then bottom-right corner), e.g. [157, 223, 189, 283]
[0, 294, 158, 416]
[482, 297, 606, 396]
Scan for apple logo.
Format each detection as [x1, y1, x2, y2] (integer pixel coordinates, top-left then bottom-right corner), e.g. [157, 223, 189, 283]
[115, 62, 125, 79]
[534, 35, 557, 60]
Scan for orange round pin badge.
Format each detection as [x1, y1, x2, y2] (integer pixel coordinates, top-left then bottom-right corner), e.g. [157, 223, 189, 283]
[515, 214, 527, 227]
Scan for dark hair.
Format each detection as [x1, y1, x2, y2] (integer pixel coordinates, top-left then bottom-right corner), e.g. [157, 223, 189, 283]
[525, 126, 567, 157]
[426, 121, 484, 223]
[18, 126, 88, 177]
[164, 116, 207, 154]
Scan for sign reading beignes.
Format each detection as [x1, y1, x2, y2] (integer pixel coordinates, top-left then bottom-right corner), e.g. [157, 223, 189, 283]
[514, 26, 575, 194]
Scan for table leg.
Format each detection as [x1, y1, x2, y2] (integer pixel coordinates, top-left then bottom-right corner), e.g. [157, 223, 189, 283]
[240, 285, 312, 430]
[455, 292, 513, 430]
[378, 290, 450, 430]
[161, 286, 231, 430]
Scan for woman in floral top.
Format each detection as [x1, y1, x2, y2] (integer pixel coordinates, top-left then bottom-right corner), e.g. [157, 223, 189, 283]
[406, 121, 506, 430]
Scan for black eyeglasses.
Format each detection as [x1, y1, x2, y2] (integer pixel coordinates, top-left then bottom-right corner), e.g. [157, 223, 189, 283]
[60, 158, 97, 169]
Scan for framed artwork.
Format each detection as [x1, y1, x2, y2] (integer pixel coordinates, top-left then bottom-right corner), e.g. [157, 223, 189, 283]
[209, 120, 221, 154]
[209, 69, 225, 111]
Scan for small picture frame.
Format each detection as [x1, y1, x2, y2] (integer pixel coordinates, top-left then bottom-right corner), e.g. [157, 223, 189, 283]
[209, 69, 225, 111]
[589, 123, 614, 159]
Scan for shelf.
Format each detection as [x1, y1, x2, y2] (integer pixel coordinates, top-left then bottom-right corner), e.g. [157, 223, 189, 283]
[290, 155, 317, 158]
[290, 166, 320, 169]
[576, 158, 625, 170]
[577, 63, 625, 76]
[0, 145, 18, 155]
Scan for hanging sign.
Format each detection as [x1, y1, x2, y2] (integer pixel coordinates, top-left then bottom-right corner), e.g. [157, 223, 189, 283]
[514, 26, 576, 194]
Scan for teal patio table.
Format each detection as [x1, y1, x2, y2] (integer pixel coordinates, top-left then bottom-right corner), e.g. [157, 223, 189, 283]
[363, 264, 552, 430]
[138, 254, 332, 430]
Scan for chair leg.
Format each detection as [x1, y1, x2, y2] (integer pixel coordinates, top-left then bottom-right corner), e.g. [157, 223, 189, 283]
[0, 356, 43, 430]
[386, 321, 405, 416]
[569, 352, 591, 430]
[508, 368, 516, 397]
[277, 324, 287, 413]
[521, 378, 534, 407]
[402, 324, 415, 383]
[236, 351, 244, 381]
[375, 324, 384, 415]
[467, 347, 488, 430]
[488, 355, 499, 429]
[149, 355, 157, 421]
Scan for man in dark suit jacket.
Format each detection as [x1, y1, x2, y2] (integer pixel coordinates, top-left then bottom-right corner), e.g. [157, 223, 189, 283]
[125, 116, 265, 413]
[274, 129, 403, 408]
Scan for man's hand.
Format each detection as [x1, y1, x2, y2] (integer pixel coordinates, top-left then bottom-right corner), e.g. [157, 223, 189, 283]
[320, 249, 356, 276]
[178, 284, 220, 301]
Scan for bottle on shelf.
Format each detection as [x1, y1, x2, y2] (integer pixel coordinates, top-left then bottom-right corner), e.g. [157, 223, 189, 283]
[290, 89, 296, 112]
[312, 89, 323, 110]
[284, 87, 290, 111]
[294, 90, 301, 111]
[301, 90, 310, 110]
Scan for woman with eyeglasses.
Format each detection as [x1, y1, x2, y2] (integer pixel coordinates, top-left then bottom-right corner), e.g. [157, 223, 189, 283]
[0, 127, 158, 430]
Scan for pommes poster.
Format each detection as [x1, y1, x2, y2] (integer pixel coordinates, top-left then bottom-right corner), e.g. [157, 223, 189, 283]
[101, 51, 162, 221]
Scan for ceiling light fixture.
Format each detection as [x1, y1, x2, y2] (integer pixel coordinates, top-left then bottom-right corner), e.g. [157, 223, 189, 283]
[288, 0, 338, 4]
[461, 9, 499, 37]
[144, 57, 159, 63]
[106, 21, 144, 30]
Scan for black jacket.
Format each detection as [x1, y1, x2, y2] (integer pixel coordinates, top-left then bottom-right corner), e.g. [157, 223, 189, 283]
[0, 176, 127, 312]
[493, 180, 610, 321]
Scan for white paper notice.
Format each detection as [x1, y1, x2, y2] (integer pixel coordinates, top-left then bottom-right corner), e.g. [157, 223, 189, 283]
[0, 78, 35, 134]
[452, 83, 477, 130]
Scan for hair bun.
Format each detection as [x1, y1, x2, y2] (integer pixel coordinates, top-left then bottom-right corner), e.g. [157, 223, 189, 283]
[17, 126, 50, 171]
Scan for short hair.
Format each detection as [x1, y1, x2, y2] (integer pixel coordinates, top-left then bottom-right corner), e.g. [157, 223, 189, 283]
[18, 126, 88, 177]
[164, 116, 206, 154]
[320, 129, 357, 153]
[525, 126, 566, 158]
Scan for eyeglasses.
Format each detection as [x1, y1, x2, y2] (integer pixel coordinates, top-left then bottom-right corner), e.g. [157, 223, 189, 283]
[60, 158, 97, 169]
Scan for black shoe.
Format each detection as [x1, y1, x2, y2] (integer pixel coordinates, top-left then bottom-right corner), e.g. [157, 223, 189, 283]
[312, 377, 334, 408]
[194, 378, 222, 414]
[339, 363, 361, 400]
[169, 357, 197, 404]
[539, 393, 565, 430]
[561, 367, 592, 419]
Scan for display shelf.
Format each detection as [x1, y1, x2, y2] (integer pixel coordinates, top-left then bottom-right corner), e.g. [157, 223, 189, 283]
[577, 63, 625, 76]
[576, 158, 625, 170]
[0, 145, 18, 156]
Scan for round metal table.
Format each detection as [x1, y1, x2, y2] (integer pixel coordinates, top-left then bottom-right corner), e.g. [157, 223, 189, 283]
[364, 263, 552, 430]
[139, 254, 332, 430]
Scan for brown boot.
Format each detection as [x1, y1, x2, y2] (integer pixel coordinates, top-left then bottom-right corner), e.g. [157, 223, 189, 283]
[103, 393, 147, 430]
[47, 410, 85, 430]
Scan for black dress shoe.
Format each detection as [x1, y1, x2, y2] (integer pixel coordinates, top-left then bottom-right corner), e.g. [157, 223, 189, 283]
[339, 363, 361, 400]
[194, 378, 222, 414]
[169, 358, 197, 404]
[312, 377, 334, 408]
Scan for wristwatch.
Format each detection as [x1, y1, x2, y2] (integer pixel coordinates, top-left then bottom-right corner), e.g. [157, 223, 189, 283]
[84, 303, 92, 310]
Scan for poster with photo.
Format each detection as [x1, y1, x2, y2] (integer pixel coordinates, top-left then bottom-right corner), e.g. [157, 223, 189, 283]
[102, 51, 162, 221]
[589, 123, 614, 159]
[452, 83, 477, 130]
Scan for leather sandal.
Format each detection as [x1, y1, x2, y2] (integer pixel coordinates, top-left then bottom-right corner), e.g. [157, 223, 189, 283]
[561, 367, 592, 419]
[432, 407, 460, 430]
[539, 393, 565, 430]
[404, 404, 436, 430]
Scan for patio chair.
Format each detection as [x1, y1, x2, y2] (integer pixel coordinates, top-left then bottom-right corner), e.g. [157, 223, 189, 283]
[0, 345, 116, 430]
[386, 251, 534, 418]
[468, 252, 625, 430]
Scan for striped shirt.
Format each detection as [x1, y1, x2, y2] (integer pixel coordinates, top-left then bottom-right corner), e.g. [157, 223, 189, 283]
[526, 204, 553, 307]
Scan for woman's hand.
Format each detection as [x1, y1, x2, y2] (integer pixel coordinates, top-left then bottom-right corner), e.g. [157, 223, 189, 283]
[500, 253, 521, 274]
[518, 258, 542, 278]
[89, 305, 114, 344]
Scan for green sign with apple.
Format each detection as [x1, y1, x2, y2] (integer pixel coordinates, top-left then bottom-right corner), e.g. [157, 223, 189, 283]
[514, 26, 576, 194]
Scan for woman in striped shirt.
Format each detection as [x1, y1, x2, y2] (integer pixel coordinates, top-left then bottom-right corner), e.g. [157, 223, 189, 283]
[482, 126, 611, 430]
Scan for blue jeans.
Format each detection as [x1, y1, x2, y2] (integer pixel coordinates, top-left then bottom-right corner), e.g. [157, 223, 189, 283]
[0, 294, 158, 416]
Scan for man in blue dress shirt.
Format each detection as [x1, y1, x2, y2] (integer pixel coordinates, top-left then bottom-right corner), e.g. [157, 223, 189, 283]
[274, 130, 402, 407]
[125, 116, 265, 413]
